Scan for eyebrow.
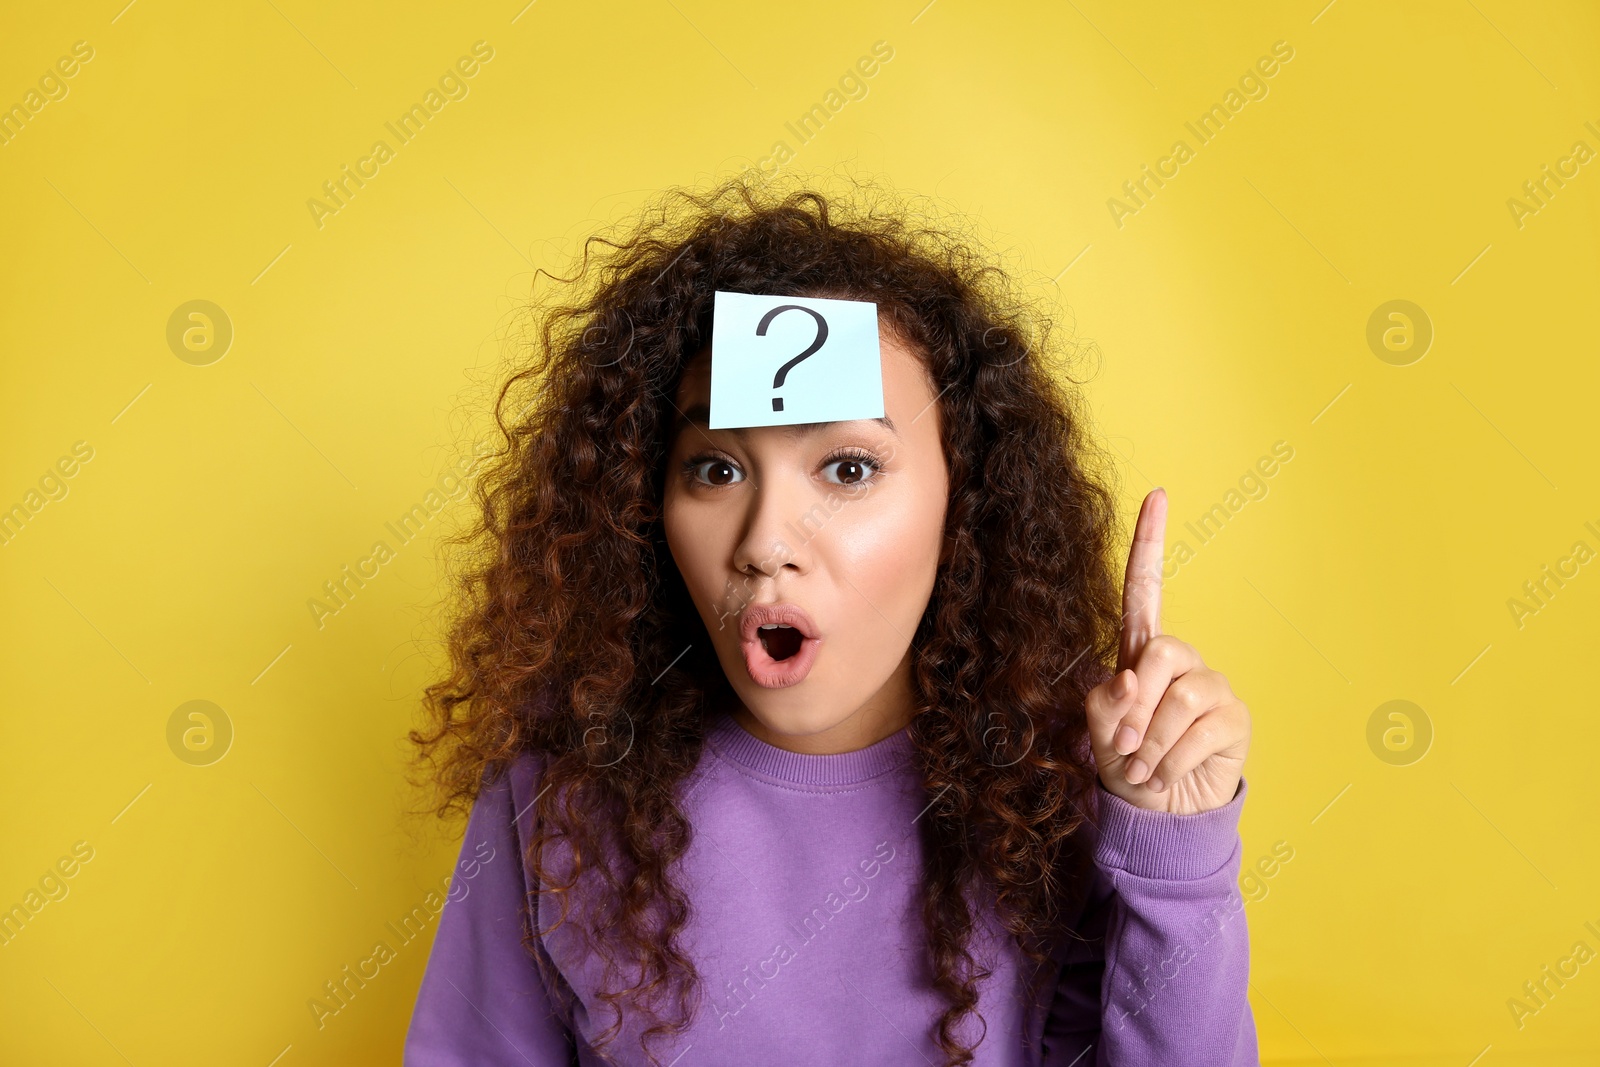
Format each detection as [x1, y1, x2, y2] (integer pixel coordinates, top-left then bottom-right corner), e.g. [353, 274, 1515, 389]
[673, 402, 899, 438]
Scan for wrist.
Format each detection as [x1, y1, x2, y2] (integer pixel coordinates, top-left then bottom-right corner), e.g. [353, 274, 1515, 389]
[1091, 777, 1246, 881]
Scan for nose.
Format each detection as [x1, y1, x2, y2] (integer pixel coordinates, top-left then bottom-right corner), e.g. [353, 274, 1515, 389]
[730, 469, 814, 583]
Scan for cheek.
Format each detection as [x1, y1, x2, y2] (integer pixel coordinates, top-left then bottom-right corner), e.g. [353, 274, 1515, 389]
[663, 488, 725, 604]
[662, 488, 698, 580]
[834, 483, 945, 621]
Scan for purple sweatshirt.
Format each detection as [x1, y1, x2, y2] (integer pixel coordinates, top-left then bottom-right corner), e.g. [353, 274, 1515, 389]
[405, 712, 1257, 1065]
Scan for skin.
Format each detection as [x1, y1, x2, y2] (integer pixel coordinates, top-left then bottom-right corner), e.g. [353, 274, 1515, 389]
[1085, 489, 1252, 814]
[662, 325, 949, 756]
[663, 326, 1252, 813]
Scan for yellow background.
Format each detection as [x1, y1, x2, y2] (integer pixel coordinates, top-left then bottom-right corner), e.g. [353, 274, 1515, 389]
[3, 1, 1598, 1064]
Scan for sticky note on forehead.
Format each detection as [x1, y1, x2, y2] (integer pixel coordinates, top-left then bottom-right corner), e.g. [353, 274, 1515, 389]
[708, 290, 884, 429]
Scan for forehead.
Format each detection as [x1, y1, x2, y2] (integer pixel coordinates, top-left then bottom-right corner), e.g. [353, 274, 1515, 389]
[671, 325, 937, 422]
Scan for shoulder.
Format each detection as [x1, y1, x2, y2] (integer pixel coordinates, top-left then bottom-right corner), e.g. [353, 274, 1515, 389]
[503, 747, 546, 795]
[488, 749, 548, 846]
[452, 750, 549, 864]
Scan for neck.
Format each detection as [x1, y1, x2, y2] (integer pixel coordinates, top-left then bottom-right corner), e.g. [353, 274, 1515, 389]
[723, 650, 916, 755]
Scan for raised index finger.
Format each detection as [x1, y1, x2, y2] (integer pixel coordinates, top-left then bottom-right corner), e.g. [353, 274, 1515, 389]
[1117, 488, 1167, 674]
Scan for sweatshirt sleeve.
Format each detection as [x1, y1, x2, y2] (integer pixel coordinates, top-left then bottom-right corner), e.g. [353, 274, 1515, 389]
[404, 757, 577, 1066]
[1041, 778, 1258, 1067]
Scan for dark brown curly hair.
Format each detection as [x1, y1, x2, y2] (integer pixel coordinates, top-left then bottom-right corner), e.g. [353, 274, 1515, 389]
[409, 171, 1127, 1066]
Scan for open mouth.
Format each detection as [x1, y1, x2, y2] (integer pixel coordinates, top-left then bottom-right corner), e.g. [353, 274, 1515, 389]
[757, 624, 804, 661]
[739, 603, 822, 688]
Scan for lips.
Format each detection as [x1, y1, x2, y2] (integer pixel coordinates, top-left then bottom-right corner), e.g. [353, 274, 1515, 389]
[738, 602, 823, 688]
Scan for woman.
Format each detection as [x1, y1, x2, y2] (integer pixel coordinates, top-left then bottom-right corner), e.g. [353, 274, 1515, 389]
[405, 175, 1255, 1065]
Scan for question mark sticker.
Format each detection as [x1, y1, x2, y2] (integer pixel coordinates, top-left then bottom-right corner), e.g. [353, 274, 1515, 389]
[708, 290, 883, 429]
[756, 304, 829, 412]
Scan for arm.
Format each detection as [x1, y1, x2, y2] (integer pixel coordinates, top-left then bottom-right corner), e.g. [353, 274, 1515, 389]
[1043, 776, 1257, 1066]
[405, 756, 577, 1066]
[1045, 486, 1258, 1063]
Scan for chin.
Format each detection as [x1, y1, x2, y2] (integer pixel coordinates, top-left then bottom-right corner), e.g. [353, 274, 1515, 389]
[732, 682, 851, 737]
[751, 707, 846, 738]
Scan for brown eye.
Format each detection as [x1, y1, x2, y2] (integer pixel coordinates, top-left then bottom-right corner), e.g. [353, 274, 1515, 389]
[822, 454, 881, 487]
[690, 459, 743, 487]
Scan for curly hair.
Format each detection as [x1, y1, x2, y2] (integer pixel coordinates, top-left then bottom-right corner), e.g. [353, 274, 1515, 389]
[409, 171, 1127, 1066]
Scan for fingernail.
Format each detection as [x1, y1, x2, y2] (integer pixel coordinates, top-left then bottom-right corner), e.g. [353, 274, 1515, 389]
[1114, 725, 1139, 754]
[1126, 758, 1148, 784]
[1148, 776, 1165, 792]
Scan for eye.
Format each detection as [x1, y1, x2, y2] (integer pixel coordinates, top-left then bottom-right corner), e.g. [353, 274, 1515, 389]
[683, 454, 744, 487]
[821, 449, 883, 487]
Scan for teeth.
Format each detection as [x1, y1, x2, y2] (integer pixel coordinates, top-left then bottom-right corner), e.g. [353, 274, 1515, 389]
[759, 623, 793, 629]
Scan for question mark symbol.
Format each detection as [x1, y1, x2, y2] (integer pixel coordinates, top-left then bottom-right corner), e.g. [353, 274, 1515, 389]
[755, 304, 829, 412]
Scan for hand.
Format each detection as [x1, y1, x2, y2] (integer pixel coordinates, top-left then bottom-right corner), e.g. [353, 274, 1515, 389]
[1085, 488, 1250, 815]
